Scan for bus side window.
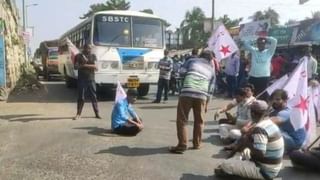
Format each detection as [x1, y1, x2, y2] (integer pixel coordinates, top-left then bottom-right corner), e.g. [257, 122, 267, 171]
[58, 44, 68, 54]
[83, 30, 90, 45]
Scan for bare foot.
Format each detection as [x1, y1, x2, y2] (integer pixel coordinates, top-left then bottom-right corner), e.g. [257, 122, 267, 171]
[73, 115, 81, 120]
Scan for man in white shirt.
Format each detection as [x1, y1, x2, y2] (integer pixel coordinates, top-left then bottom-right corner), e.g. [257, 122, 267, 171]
[299, 46, 318, 80]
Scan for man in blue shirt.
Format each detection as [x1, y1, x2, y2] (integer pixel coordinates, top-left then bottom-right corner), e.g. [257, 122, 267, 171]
[111, 89, 144, 136]
[243, 36, 277, 100]
[270, 89, 306, 152]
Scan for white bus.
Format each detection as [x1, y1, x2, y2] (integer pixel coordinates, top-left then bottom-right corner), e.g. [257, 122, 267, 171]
[58, 10, 166, 96]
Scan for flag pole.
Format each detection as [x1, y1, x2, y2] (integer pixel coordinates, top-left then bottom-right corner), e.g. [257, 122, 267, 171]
[307, 135, 320, 150]
[257, 58, 306, 99]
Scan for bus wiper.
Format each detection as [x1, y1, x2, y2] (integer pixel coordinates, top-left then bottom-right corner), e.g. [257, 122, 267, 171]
[99, 29, 130, 59]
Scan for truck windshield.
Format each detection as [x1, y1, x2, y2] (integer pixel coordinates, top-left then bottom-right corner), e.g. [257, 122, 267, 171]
[48, 50, 58, 60]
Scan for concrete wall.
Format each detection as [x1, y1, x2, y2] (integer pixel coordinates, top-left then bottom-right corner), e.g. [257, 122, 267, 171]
[0, 0, 24, 89]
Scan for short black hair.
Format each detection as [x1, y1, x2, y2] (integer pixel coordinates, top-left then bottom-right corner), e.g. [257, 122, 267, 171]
[235, 88, 247, 97]
[127, 88, 138, 97]
[270, 89, 288, 101]
[200, 50, 213, 61]
[244, 83, 255, 92]
[257, 37, 267, 44]
[192, 48, 199, 56]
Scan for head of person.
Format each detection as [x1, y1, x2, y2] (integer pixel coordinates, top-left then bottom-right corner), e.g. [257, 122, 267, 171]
[243, 83, 255, 98]
[269, 89, 288, 110]
[200, 50, 213, 61]
[192, 48, 199, 56]
[304, 46, 312, 57]
[309, 79, 320, 88]
[127, 88, 138, 104]
[83, 44, 92, 55]
[257, 37, 267, 51]
[235, 88, 247, 103]
[250, 100, 269, 123]
[164, 49, 170, 57]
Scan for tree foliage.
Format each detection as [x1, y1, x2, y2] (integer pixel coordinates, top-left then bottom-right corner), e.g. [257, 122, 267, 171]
[218, 14, 242, 29]
[180, 7, 206, 48]
[285, 19, 299, 26]
[250, 7, 279, 26]
[140, 9, 154, 14]
[81, 0, 130, 19]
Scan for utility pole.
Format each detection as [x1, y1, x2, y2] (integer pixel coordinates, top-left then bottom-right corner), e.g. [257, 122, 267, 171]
[211, 0, 215, 32]
[22, 0, 27, 63]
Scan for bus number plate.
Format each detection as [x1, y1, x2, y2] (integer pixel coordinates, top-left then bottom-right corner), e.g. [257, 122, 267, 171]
[127, 76, 139, 88]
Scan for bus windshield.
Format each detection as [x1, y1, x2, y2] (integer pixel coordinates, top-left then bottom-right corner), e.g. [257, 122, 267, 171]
[132, 17, 163, 48]
[93, 14, 163, 48]
[94, 15, 131, 47]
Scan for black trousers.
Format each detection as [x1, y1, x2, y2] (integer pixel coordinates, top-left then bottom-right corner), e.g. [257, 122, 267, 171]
[289, 150, 320, 171]
[77, 79, 99, 116]
[156, 78, 169, 101]
[248, 76, 270, 100]
[114, 125, 141, 136]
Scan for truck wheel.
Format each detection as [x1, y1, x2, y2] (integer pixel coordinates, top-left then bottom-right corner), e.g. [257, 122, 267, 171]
[137, 84, 149, 96]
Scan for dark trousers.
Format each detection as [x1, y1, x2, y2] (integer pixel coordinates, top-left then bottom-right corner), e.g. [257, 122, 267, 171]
[289, 150, 320, 171]
[248, 76, 270, 100]
[156, 78, 169, 101]
[114, 125, 141, 136]
[77, 80, 99, 116]
[226, 75, 238, 98]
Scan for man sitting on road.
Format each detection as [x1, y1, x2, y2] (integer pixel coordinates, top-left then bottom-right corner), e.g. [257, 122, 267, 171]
[269, 89, 306, 153]
[218, 88, 253, 142]
[215, 100, 284, 180]
[111, 89, 143, 136]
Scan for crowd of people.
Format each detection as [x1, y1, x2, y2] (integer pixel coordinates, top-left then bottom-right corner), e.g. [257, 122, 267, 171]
[74, 36, 320, 179]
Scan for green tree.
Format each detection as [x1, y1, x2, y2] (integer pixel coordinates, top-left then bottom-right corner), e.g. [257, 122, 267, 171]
[106, 0, 130, 10]
[81, 0, 130, 19]
[251, 7, 279, 26]
[140, 9, 154, 14]
[218, 14, 242, 29]
[180, 7, 206, 48]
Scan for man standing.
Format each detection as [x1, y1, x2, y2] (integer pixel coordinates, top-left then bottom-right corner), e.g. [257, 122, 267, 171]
[243, 36, 277, 99]
[73, 44, 100, 120]
[215, 100, 284, 179]
[153, 50, 173, 103]
[224, 52, 240, 98]
[299, 46, 318, 80]
[169, 50, 215, 153]
[111, 89, 144, 136]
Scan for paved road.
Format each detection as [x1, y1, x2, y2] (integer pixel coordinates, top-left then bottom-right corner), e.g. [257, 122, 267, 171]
[0, 81, 319, 180]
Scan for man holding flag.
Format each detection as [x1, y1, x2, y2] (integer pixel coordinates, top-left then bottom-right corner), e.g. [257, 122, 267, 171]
[111, 85, 143, 136]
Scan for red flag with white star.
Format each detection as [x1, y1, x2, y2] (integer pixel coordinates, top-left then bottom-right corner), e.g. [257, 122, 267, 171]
[207, 25, 239, 61]
[283, 59, 309, 130]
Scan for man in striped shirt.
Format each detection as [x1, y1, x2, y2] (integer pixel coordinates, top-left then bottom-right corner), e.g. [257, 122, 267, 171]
[215, 100, 284, 179]
[169, 50, 216, 153]
[153, 50, 173, 103]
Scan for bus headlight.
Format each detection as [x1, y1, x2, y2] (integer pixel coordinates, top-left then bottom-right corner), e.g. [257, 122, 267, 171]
[147, 62, 158, 70]
[101, 61, 119, 70]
